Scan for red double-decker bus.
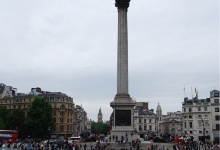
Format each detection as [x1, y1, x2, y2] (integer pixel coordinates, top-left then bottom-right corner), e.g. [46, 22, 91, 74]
[0, 130, 18, 143]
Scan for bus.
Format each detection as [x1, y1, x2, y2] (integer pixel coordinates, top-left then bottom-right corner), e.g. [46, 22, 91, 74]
[0, 130, 18, 143]
[68, 136, 81, 143]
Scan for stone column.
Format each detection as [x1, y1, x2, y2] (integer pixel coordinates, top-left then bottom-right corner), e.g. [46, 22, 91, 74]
[110, 0, 136, 141]
[115, 0, 131, 100]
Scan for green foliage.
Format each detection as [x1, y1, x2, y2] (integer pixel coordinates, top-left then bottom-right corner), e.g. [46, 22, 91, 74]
[91, 121, 110, 135]
[26, 96, 54, 138]
[8, 109, 25, 138]
[0, 106, 9, 128]
[0, 117, 5, 129]
[0, 106, 25, 137]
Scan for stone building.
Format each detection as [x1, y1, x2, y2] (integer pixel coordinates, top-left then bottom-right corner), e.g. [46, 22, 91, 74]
[210, 90, 220, 143]
[0, 83, 17, 99]
[39, 91, 76, 139]
[133, 102, 157, 138]
[182, 96, 212, 142]
[74, 105, 90, 136]
[156, 103, 183, 137]
[0, 84, 90, 139]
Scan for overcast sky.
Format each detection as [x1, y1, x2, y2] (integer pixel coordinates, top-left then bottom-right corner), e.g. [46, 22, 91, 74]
[0, 0, 219, 121]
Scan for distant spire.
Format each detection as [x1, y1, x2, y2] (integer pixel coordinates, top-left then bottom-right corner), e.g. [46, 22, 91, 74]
[98, 107, 103, 123]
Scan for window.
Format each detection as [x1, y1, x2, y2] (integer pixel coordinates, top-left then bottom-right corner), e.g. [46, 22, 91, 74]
[149, 119, 151, 123]
[198, 122, 202, 127]
[198, 107, 201, 111]
[60, 125, 64, 132]
[189, 108, 192, 112]
[149, 126, 152, 130]
[184, 108, 186, 112]
[144, 125, 146, 130]
[204, 107, 207, 111]
[205, 122, 209, 127]
[215, 115, 220, 120]
[198, 115, 201, 118]
[139, 119, 141, 123]
[214, 99, 219, 103]
[190, 131, 192, 134]
[144, 119, 146, 123]
[215, 108, 219, 112]
[216, 124, 220, 130]
[189, 115, 192, 118]
[184, 122, 186, 128]
[139, 125, 142, 131]
[189, 122, 192, 128]
[214, 93, 219, 97]
[199, 131, 202, 134]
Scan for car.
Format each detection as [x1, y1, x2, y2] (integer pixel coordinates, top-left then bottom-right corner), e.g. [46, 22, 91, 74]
[153, 136, 167, 143]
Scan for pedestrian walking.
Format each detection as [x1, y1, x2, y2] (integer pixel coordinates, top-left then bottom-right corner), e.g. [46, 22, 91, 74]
[84, 143, 87, 150]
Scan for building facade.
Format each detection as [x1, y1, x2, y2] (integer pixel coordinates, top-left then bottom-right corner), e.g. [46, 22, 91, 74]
[182, 97, 212, 142]
[210, 90, 220, 143]
[133, 102, 157, 138]
[0, 84, 90, 139]
[0, 83, 17, 99]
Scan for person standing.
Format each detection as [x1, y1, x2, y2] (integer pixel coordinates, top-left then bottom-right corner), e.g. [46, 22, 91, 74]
[84, 143, 87, 150]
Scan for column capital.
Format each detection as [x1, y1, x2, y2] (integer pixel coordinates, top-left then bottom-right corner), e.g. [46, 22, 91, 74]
[115, 0, 130, 9]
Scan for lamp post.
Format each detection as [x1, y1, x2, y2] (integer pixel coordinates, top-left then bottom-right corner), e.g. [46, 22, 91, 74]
[200, 116, 205, 143]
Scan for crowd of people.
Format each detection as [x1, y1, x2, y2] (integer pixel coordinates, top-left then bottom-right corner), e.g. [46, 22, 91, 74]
[0, 135, 219, 150]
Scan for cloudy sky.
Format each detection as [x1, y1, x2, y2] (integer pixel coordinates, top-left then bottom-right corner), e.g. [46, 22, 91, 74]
[0, 0, 219, 121]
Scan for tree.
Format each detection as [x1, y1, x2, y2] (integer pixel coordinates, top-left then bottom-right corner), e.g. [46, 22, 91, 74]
[101, 124, 110, 135]
[91, 122, 110, 135]
[0, 106, 9, 128]
[26, 96, 54, 138]
[6, 109, 26, 138]
[0, 117, 5, 129]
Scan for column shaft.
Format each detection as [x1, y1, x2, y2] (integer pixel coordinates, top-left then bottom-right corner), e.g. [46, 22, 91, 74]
[117, 9, 129, 95]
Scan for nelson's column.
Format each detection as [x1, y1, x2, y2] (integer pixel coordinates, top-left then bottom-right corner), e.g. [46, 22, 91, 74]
[110, 0, 136, 139]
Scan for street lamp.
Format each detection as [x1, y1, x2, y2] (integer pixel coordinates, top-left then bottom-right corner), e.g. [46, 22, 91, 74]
[200, 116, 205, 143]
